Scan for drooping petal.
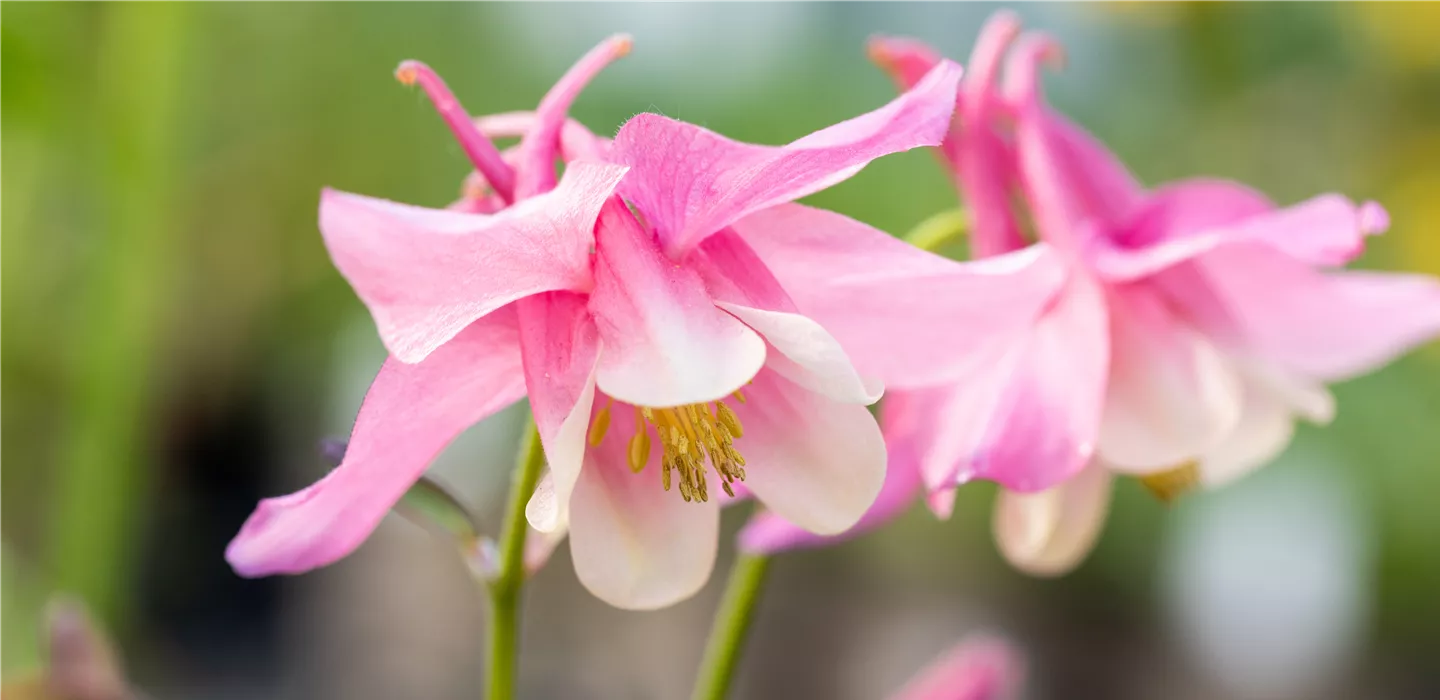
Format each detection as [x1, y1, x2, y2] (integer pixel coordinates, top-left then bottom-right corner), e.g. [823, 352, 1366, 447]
[1005, 34, 1144, 251]
[1093, 181, 1385, 280]
[610, 60, 964, 256]
[889, 637, 1023, 700]
[588, 201, 766, 407]
[568, 400, 720, 610]
[1169, 246, 1440, 382]
[226, 310, 526, 576]
[1097, 285, 1244, 472]
[728, 369, 886, 536]
[737, 441, 921, 554]
[734, 203, 1067, 388]
[1197, 362, 1334, 488]
[320, 162, 627, 363]
[992, 462, 1112, 577]
[518, 292, 599, 534]
[513, 35, 632, 199]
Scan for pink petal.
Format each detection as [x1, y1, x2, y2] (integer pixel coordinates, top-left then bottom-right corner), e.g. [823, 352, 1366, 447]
[513, 35, 631, 199]
[610, 60, 964, 257]
[734, 203, 1068, 389]
[568, 400, 719, 610]
[1004, 34, 1144, 252]
[1097, 285, 1243, 472]
[226, 310, 526, 576]
[889, 637, 1024, 700]
[689, 226, 797, 311]
[1171, 247, 1440, 382]
[958, 11, 1028, 257]
[728, 369, 886, 535]
[883, 275, 1109, 495]
[320, 162, 627, 363]
[588, 201, 766, 407]
[737, 441, 921, 554]
[959, 275, 1110, 491]
[1093, 181, 1385, 280]
[518, 292, 599, 534]
[992, 462, 1112, 577]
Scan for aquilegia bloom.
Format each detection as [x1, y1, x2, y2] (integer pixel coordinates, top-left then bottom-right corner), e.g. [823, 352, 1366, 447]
[742, 12, 1440, 574]
[227, 35, 633, 580]
[228, 35, 971, 608]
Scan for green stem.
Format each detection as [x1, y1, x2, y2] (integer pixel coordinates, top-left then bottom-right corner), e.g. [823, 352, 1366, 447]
[691, 553, 772, 700]
[904, 207, 968, 252]
[486, 421, 546, 700]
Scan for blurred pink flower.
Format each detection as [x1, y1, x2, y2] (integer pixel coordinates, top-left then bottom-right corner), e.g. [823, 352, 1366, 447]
[888, 636, 1023, 700]
[229, 43, 972, 608]
[743, 12, 1440, 573]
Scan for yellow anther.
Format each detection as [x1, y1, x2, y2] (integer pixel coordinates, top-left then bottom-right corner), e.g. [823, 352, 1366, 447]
[732, 389, 747, 404]
[628, 429, 650, 473]
[715, 401, 743, 438]
[623, 397, 751, 504]
[1138, 462, 1200, 504]
[588, 402, 613, 447]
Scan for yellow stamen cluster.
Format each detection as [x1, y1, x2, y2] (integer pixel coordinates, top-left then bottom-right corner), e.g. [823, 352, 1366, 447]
[1137, 461, 1200, 504]
[588, 391, 749, 503]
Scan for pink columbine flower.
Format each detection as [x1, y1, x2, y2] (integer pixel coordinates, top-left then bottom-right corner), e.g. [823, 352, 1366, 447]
[227, 35, 633, 581]
[228, 35, 970, 608]
[888, 637, 1023, 700]
[742, 12, 1440, 573]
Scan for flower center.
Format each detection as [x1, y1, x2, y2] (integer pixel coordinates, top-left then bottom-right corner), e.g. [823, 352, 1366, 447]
[1137, 461, 1199, 504]
[588, 391, 749, 503]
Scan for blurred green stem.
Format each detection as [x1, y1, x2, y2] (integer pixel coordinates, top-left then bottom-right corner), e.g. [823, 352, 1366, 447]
[904, 207, 968, 252]
[47, 3, 190, 627]
[487, 421, 546, 700]
[691, 553, 772, 700]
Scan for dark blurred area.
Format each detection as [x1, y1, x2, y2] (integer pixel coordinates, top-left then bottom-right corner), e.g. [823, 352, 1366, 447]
[4, 3, 1440, 699]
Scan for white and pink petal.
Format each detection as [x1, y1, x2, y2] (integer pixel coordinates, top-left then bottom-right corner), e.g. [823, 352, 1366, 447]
[729, 369, 887, 536]
[588, 201, 766, 408]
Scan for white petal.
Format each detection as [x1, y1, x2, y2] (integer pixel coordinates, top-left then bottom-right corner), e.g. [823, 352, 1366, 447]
[717, 302, 882, 404]
[731, 369, 887, 535]
[993, 463, 1112, 577]
[1099, 287, 1243, 472]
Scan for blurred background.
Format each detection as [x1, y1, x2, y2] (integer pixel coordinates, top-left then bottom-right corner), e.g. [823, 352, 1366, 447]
[4, 3, 1440, 699]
